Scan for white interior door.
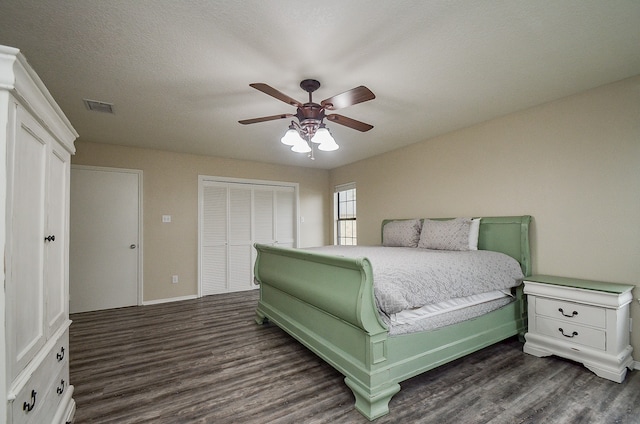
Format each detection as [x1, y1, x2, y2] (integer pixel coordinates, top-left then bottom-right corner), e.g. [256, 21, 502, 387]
[70, 166, 141, 313]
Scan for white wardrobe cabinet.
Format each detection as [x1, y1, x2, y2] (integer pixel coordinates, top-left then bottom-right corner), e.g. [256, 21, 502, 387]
[1, 45, 78, 423]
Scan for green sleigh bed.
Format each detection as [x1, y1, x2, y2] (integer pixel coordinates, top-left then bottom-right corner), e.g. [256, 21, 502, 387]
[254, 216, 532, 420]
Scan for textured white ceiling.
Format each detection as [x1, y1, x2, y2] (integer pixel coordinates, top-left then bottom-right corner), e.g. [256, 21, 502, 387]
[1, 0, 639, 169]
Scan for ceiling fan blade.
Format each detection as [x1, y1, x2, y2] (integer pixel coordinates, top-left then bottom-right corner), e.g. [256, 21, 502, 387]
[325, 114, 374, 132]
[238, 113, 294, 125]
[249, 83, 303, 107]
[321, 86, 375, 111]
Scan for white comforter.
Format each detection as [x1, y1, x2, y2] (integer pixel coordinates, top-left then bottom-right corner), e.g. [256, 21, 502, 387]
[306, 246, 524, 315]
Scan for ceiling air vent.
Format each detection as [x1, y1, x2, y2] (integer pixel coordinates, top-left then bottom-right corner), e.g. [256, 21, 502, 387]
[83, 99, 115, 114]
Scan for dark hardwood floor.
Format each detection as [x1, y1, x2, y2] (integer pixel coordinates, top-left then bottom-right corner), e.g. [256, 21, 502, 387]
[70, 291, 640, 423]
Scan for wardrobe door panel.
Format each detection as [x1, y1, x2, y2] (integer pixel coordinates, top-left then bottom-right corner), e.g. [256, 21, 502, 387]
[7, 109, 48, 379]
[45, 143, 70, 337]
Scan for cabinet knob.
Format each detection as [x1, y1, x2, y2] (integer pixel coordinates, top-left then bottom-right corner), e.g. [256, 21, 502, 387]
[44, 235, 56, 242]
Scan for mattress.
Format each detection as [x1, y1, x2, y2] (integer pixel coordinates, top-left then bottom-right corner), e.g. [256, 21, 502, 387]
[306, 246, 524, 315]
[382, 290, 515, 335]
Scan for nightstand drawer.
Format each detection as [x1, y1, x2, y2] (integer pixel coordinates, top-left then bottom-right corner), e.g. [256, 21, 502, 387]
[536, 316, 605, 350]
[535, 297, 605, 328]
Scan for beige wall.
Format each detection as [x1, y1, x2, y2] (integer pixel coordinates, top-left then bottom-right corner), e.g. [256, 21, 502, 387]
[72, 143, 330, 301]
[330, 75, 640, 354]
[72, 75, 640, 355]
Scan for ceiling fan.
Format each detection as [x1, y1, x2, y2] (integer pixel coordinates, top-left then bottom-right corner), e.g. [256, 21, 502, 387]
[239, 79, 375, 158]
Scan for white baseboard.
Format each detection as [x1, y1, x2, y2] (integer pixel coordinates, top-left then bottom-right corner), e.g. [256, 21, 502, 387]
[142, 294, 198, 306]
[634, 361, 640, 371]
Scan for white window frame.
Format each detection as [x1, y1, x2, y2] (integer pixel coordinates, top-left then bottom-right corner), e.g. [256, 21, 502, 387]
[334, 182, 357, 245]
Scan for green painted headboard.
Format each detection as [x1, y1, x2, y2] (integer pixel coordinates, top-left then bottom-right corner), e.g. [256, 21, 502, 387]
[381, 216, 532, 276]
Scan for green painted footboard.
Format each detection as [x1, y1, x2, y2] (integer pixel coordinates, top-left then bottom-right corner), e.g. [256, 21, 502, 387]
[254, 216, 531, 421]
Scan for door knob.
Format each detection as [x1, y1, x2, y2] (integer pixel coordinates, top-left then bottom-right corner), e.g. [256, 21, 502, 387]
[130, 244, 137, 249]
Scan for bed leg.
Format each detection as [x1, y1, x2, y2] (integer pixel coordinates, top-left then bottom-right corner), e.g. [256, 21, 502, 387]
[344, 377, 400, 421]
[255, 309, 268, 325]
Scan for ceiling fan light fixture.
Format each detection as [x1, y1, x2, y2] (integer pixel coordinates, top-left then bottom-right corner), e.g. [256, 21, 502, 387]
[290, 139, 311, 153]
[311, 125, 339, 151]
[310, 125, 332, 144]
[281, 127, 303, 146]
[318, 138, 339, 151]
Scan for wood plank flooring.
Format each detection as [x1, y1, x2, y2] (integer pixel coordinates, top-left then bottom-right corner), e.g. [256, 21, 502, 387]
[70, 290, 640, 423]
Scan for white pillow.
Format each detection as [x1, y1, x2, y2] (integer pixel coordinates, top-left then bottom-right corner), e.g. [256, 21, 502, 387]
[469, 218, 481, 250]
[382, 219, 422, 247]
[418, 218, 472, 251]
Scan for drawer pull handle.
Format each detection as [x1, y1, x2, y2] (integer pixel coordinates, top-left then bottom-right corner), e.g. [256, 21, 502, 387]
[558, 308, 578, 318]
[56, 346, 65, 361]
[558, 328, 578, 338]
[23, 389, 37, 413]
[57, 379, 66, 395]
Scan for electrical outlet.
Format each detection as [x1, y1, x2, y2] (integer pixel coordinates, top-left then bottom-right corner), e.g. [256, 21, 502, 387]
[172, 275, 179, 284]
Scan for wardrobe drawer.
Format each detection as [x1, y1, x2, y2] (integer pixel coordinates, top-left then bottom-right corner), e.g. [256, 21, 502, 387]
[47, 330, 69, 373]
[535, 297, 605, 328]
[11, 373, 47, 424]
[536, 316, 605, 350]
[10, 329, 69, 424]
[13, 362, 70, 424]
[35, 362, 71, 424]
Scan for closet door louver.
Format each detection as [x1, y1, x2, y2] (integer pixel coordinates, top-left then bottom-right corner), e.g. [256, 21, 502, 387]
[201, 185, 228, 295]
[228, 187, 252, 292]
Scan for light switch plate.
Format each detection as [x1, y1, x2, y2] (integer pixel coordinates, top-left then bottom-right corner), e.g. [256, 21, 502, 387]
[162, 215, 172, 223]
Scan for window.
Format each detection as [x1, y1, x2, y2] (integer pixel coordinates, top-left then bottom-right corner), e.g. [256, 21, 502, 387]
[335, 183, 356, 245]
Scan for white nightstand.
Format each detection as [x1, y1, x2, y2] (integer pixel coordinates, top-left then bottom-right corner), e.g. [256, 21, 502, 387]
[523, 275, 635, 383]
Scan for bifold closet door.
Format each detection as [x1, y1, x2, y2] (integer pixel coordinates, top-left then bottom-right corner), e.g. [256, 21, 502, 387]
[253, 186, 296, 248]
[201, 184, 256, 295]
[201, 184, 228, 295]
[200, 181, 297, 296]
[227, 186, 252, 292]
[253, 188, 275, 245]
[275, 188, 296, 248]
